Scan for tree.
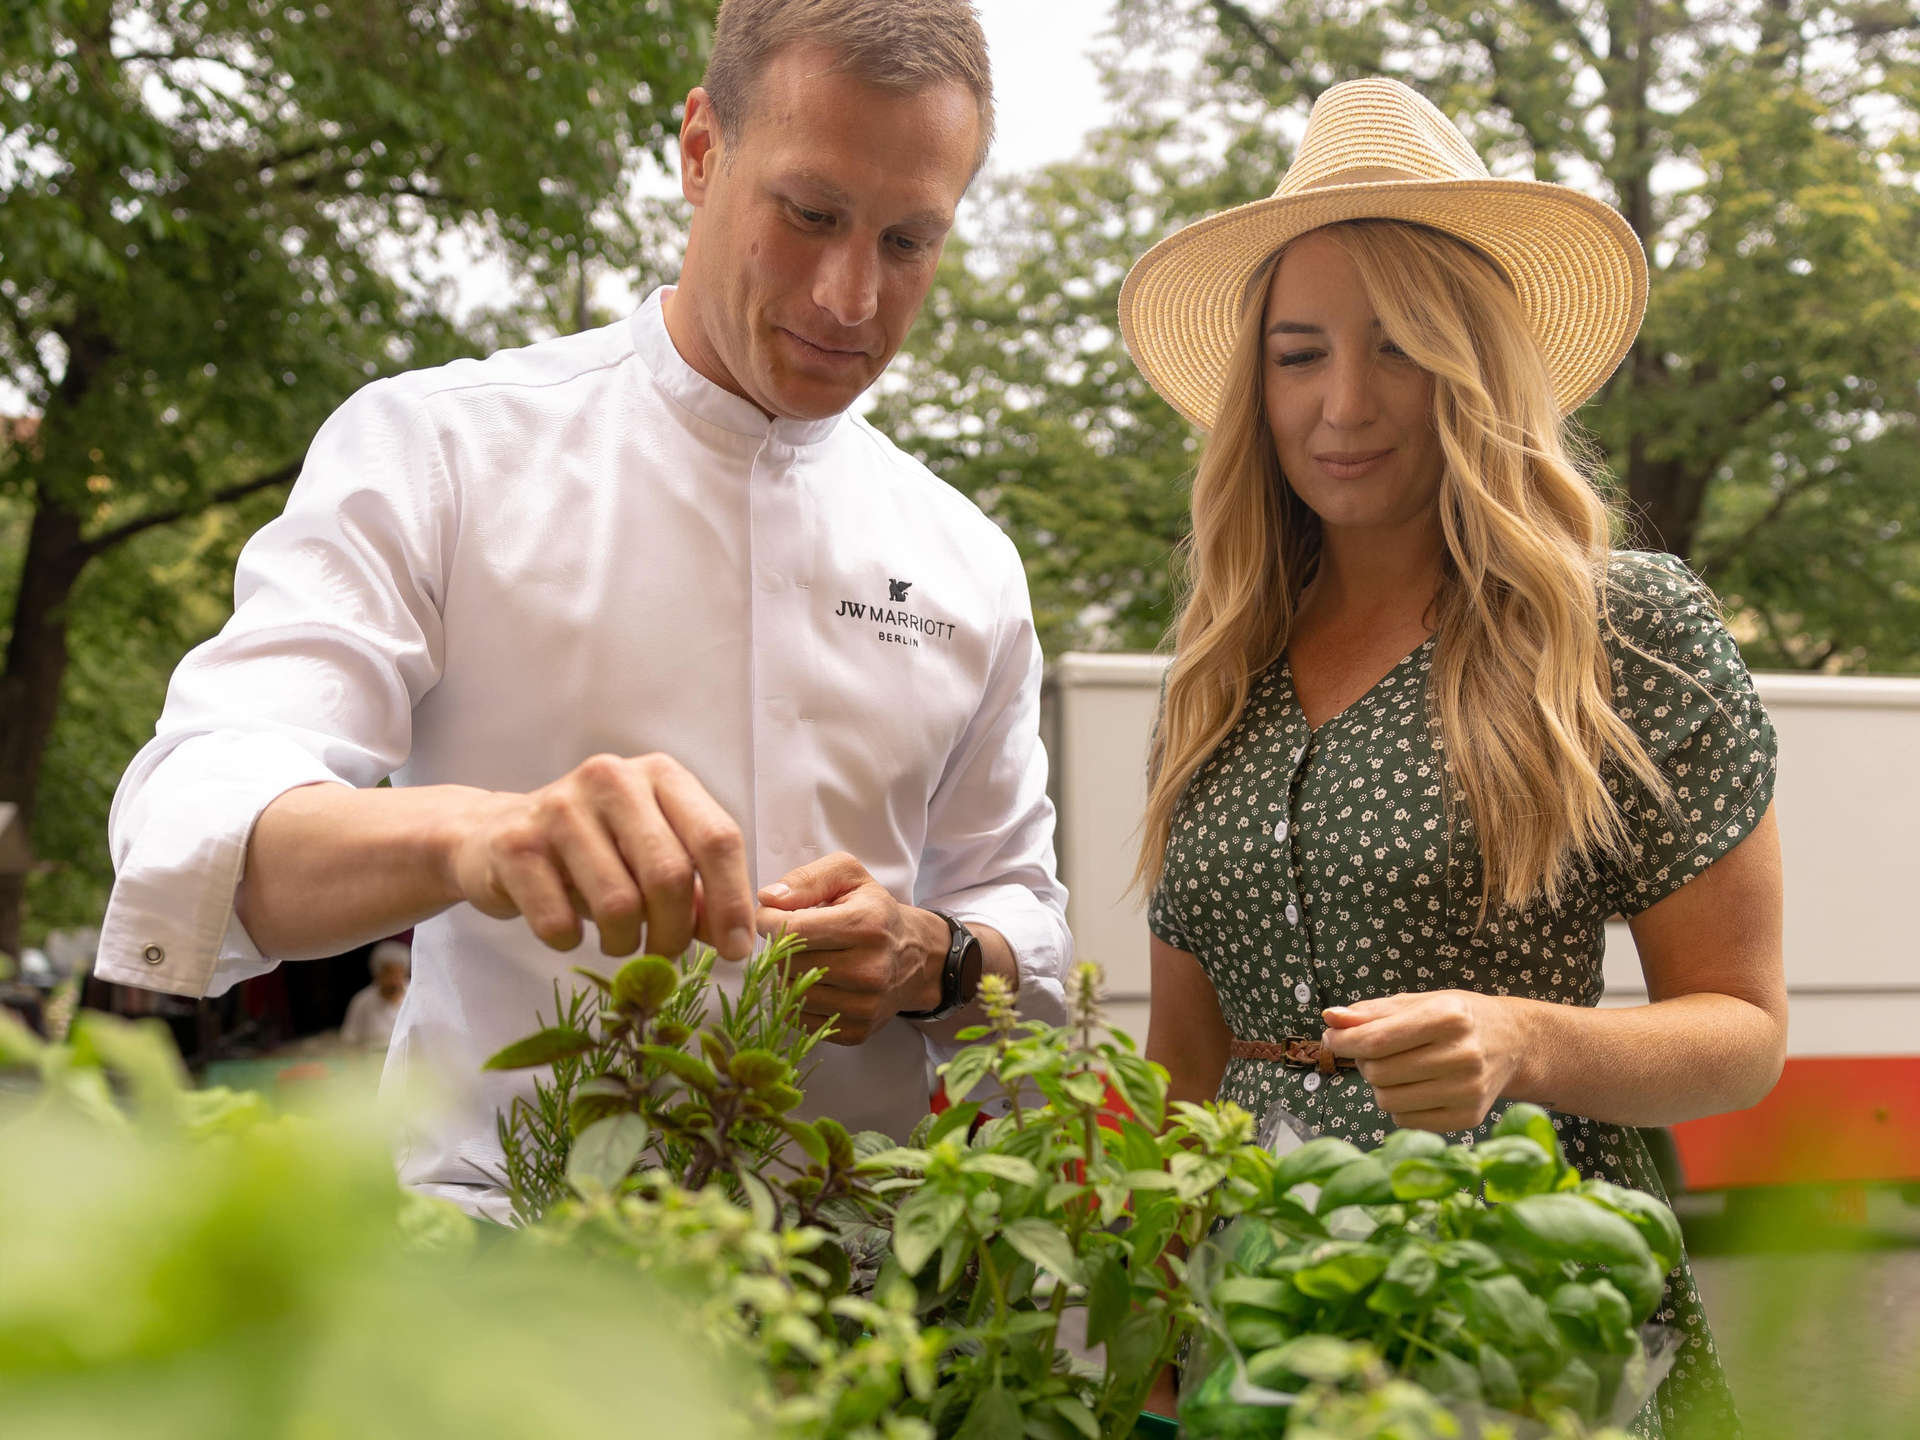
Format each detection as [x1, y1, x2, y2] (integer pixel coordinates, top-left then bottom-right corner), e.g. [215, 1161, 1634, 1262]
[877, 0, 1920, 669]
[0, 0, 715, 953]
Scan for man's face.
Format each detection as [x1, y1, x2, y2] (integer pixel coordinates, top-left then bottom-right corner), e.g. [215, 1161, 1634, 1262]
[674, 46, 980, 420]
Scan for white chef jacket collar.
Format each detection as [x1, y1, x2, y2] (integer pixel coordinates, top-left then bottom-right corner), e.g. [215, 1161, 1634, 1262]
[632, 287, 843, 448]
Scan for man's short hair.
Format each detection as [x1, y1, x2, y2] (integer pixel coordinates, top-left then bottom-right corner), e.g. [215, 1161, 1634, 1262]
[702, 0, 995, 173]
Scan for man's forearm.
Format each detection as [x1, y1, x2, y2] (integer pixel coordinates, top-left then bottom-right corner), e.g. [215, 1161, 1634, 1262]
[235, 781, 485, 960]
[1503, 991, 1787, 1128]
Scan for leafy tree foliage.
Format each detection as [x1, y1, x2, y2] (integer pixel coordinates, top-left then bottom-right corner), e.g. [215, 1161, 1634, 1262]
[0, 0, 714, 948]
[877, 0, 1920, 669]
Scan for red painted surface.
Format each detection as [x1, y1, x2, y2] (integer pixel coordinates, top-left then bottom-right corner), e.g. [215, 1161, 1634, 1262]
[1670, 1055, 1920, 1190]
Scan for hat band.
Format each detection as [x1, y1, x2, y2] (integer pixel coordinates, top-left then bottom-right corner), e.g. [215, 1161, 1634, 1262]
[1280, 161, 1479, 195]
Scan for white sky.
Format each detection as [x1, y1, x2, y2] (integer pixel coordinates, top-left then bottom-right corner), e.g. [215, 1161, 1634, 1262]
[975, 0, 1115, 178]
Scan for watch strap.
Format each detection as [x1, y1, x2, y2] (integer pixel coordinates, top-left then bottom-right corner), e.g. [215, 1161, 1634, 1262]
[897, 909, 983, 1022]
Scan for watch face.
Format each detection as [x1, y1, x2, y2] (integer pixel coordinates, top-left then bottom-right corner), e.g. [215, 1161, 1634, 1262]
[957, 933, 985, 1005]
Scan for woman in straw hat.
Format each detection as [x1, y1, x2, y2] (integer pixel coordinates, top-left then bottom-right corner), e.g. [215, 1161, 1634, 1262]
[1124, 79, 1780, 1436]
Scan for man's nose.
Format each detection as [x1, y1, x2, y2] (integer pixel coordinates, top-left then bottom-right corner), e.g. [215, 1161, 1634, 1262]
[814, 238, 880, 330]
[1323, 351, 1381, 429]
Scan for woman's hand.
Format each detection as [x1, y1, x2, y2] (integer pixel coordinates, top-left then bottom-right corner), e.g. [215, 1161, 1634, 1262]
[1321, 989, 1534, 1134]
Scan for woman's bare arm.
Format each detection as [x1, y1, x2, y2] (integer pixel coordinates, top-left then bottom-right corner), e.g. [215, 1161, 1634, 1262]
[1145, 936, 1233, 1107]
[1326, 805, 1787, 1131]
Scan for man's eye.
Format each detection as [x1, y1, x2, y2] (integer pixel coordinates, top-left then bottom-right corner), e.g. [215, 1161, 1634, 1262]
[889, 233, 924, 255]
[792, 205, 831, 226]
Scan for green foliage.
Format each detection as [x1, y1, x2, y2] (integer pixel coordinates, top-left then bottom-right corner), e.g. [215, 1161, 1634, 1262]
[877, 0, 1920, 669]
[0, 1004, 749, 1440]
[489, 934, 897, 1255]
[1180, 1104, 1670, 1438]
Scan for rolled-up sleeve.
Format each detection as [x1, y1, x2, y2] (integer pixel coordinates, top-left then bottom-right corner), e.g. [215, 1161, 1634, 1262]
[96, 380, 451, 997]
[914, 534, 1071, 1052]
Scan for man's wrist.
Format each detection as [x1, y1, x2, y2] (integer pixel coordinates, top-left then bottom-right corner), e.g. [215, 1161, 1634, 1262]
[901, 906, 950, 1014]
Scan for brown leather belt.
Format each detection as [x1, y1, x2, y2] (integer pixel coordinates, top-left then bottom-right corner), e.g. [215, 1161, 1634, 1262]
[1230, 1035, 1359, 1074]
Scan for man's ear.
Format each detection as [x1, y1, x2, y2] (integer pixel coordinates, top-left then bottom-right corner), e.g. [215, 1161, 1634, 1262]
[680, 87, 722, 205]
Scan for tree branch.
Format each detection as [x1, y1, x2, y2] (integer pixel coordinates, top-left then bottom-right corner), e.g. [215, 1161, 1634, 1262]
[1208, 0, 1299, 76]
[81, 457, 303, 560]
[0, 290, 56, 402]
[1696, 470, 1821, 574]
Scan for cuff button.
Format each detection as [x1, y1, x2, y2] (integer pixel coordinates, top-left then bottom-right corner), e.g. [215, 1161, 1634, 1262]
[142, 943, 166, 965]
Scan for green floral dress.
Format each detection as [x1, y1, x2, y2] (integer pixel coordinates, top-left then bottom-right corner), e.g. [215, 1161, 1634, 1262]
[1149, 553, 1776, 1440]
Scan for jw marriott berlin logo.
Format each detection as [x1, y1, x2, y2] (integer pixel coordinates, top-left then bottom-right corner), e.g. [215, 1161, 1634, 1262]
[833, 578, 956, 650]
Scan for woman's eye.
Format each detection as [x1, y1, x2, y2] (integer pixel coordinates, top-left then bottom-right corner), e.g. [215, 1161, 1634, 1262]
[1381, 341, 1411, 359]
[1274, 349, 1321, 368]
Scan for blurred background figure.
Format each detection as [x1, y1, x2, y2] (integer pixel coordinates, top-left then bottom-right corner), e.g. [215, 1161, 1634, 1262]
[339, 938, 411, 1053]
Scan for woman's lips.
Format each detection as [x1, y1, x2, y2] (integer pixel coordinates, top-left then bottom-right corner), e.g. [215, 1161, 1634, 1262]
[1314, 448, 1394, 479]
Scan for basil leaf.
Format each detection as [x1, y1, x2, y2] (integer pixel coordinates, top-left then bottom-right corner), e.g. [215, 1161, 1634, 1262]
[1002, 1217, 1085, 1286]
[1376, 1128, 1447, 1163]
[1390, 1147, 1479, 1201]
[1474, 1134, 1559, 1201]
[483, 1025, 595, 1070]
[893, 1189, 966, 1276]
[1366, 1241, 1439, 1315]
[1315, 1155, 1394, 1213]
[565, 1113, 649, 1196]
[1272, 1136, 1366, 1192]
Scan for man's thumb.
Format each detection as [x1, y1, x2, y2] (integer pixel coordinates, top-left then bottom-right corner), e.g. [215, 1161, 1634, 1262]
[758, 851, 859, 910]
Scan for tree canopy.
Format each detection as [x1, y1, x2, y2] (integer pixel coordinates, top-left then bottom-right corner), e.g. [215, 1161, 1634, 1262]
[876, 0, 1920, 665]
[0, 0, 715, 949]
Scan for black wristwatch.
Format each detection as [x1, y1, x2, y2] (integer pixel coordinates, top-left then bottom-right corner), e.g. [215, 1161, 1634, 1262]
[897, 909, 985, 1022]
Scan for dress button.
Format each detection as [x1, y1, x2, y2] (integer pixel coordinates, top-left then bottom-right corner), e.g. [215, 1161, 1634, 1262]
[1292, 745, 1306, 766]
[1302, 1072, 1322, 1094]
[141, 943, 165, 965]
[1293, 981, 1311, 1004]
[1273, 819, 1290, 843]
[1284, 902, 1300, 925]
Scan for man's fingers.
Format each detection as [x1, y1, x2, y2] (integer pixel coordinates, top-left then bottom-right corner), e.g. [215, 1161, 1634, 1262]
[492, 846, 583, 951]
[649, 761, 753, 960]
[546, 808, 645, 957]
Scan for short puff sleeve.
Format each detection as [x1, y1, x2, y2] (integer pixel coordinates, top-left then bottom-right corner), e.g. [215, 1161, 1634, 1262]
[1598, 551, 1777, 916]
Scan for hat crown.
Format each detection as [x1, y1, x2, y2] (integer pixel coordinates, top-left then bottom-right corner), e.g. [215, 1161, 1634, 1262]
[1275, 78, 1490, 196]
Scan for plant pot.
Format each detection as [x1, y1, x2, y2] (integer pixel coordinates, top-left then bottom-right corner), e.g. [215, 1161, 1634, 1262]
[1134, 1410, 1179, 1437]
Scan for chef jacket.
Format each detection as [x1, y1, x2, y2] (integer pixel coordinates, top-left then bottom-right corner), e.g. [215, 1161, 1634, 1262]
[96, 288, 1071, 1218]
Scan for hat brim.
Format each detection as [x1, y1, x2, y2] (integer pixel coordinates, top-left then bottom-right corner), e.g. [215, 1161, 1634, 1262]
[1117, 178, 1649, 429]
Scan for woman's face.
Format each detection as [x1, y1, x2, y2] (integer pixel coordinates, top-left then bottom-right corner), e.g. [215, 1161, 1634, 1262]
[1261, 230, 1446, 540]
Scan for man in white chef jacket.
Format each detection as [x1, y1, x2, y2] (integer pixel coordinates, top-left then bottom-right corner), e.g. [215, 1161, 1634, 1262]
[94, 0, 1070, 1220]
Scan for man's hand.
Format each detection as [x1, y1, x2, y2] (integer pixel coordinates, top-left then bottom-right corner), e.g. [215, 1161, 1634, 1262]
[447, 752, 756, 961]
[1321, 989, 1531, 1134]
[755, 852, 947, 1044]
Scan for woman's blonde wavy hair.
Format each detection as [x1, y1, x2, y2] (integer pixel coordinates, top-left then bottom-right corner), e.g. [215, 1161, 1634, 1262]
[1135, 219, 1671, 916]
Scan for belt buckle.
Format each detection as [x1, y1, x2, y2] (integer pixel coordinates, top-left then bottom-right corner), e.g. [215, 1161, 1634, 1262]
[1281, 1034, 1348, 1074]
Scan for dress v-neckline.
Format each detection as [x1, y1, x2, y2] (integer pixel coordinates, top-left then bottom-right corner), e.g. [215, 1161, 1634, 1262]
[1281, 632, 1436, 734]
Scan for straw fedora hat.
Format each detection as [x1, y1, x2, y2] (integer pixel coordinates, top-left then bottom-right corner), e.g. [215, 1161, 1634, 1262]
[1117, 77, 1648, 428]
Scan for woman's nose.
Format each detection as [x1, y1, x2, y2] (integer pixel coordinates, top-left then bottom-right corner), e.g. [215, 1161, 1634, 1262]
[1323, 353, 1380, 429]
